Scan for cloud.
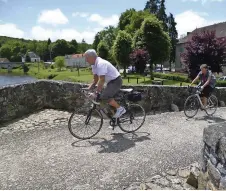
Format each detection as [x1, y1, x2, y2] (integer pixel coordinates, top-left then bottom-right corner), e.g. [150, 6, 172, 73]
[72, 12, 89, 18]
[182, 0, 225, 4]
[175, 10, 223, 37]
[37, 8, 69, 26]
[31, 26, 97, 44]
[87, 14, 119, 27]
[0, 23, 24, 38]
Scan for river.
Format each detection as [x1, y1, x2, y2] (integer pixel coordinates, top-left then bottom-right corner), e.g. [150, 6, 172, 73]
[0, 75, 37, 87]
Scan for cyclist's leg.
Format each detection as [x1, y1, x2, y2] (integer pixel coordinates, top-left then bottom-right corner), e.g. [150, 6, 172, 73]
[201, 86, 211, 107]
[100, 77, 125, 118]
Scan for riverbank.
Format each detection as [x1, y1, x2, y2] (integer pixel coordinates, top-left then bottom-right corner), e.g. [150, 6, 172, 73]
[0, 63, 193, 86]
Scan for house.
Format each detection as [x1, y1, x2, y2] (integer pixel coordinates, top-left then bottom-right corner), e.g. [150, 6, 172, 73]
[175, 21, 226, 72]
[0, 58, 9, 63]
[65, 54, 90, 68]
[22, 52, 41, 62]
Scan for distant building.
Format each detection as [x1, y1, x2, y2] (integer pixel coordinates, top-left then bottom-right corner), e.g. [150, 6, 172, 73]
[0, 58, 9, 63]
[22, 52, 41, 62]
[175, 21, 226, 73]
[65, 54, 90, 68]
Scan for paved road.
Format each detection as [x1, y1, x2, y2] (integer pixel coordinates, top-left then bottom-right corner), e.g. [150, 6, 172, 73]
[1, 108, 226, 189]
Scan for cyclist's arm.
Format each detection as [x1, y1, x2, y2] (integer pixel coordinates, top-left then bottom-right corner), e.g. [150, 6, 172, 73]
[96, 75, 105, 93]
[190, 75, 199, 85]
[202, 75, 211, 88]
[88, 74, 98, 90]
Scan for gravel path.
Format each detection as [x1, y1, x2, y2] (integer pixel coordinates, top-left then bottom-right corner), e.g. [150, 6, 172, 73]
[1, 108, 226, 189]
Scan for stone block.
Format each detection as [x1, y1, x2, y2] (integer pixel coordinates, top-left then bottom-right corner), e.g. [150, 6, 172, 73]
[203, 123, 226, 151]
[207, 161, 221, 187]
[219, 177, 226, 190]
[218, 137, 226, 164]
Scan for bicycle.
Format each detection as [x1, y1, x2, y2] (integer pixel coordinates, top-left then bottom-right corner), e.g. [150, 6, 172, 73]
[184, 85, 218, 118]
[68, 87, 146, 140]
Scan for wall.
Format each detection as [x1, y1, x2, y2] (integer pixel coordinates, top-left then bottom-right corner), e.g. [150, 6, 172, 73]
[199, 122, 226, 190]
[1, 80, 226, 124]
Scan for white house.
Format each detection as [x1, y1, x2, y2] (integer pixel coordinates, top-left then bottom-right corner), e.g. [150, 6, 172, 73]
[65, 54, 90, 68]
[22, 52, 41, 62]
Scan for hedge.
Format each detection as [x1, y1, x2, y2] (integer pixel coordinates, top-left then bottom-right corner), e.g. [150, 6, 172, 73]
[153, 72, 191, 83]
[153, 72, 226, 87]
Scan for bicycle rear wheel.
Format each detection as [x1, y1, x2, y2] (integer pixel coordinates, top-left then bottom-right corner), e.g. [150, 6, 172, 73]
[184, 95, 200, 118]
[68, 108, 103, 140]
[205, 94, 218, 116]
[118, 104, 146, 133]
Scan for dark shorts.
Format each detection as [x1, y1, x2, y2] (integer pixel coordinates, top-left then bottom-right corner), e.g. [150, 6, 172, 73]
[201, 85, 214, 98]
[100, 76, 122, 101]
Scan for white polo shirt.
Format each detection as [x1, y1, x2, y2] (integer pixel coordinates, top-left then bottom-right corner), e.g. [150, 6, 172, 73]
[91, 57, 120, 84]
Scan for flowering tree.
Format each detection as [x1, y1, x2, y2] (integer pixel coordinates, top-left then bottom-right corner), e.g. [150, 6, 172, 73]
[129, 49, 150, 74]
[181, 30, 226, 79]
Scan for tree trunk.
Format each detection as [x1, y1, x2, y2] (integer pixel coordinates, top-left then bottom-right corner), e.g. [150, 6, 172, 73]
[169, 61, 172, 72]
[150, 61, 154, 80]
[123, 64, 127, 78]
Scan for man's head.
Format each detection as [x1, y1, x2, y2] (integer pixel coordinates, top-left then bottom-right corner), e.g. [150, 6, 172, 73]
[84, 49, 98, 65]
[200, 64, 208, 74]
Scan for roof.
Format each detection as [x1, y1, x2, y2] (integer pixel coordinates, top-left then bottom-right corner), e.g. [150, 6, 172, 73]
[65, 54, 84, 59]
[178, 21, 226, 44]
[27, 52, 40, 58]
[0, 58, 9, 62]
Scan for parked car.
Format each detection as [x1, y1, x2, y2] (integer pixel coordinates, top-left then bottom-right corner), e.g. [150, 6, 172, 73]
[218, 76, 226, 81]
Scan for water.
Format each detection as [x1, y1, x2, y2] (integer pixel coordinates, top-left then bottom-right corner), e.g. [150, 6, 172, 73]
[0, 75, 37, 87]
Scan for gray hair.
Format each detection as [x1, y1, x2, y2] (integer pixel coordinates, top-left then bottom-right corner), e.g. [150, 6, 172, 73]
[84, 49, 98, 57]
[200, 64, 208, 69]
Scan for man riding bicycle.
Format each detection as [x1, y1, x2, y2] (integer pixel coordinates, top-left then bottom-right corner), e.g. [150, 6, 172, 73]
[84, 49, 126, 118]
[190, 64, 216, 108]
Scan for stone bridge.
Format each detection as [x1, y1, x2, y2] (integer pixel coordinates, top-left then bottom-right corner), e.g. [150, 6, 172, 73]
[1, 80, 226, 190]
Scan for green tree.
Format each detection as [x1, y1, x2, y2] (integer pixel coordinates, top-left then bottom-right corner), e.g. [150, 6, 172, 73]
[157, 0, 168, 32]
[70, 39, 78, 53]
[0, 44, 12, 60]
[55, 56, 65, 71]
[125, 10, 151, 35]
[144, 0, 160, 15]
[136, 16, 171, 79]
[118, 9, 136, 30]
[168, 13, 178, 71]
[93, 32, 102, 50]
[113, 30, 132, 77]
[97, 41, 109, 59]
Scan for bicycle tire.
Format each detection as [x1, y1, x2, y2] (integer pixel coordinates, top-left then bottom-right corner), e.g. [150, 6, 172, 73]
[118, 103, 146, 133]
[184, 95, 200, 118]
[205, 94, 218, 116]
[68, 108, 103, 140]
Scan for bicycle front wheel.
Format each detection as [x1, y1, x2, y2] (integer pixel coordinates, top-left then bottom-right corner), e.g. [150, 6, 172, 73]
[118, 104, 146, 133]
[205, 94, 218, 116]
[68, 108, 103, 140]
[184, 95, 200, 118]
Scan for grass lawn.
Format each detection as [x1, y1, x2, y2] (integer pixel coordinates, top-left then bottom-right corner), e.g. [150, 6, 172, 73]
[0, 63, 189, 86]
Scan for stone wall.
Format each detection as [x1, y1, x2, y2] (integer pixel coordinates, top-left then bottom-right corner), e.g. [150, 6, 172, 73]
[199, 122, 226, 190]
[1, 80, 226, 124]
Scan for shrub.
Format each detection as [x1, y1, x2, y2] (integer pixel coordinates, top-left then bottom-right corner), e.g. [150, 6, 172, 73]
[216, 81, 226, 87]
[153, 72, 191, 83]
[47, 74, 58, 79]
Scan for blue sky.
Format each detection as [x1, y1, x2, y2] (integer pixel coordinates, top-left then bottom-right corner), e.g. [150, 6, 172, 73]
[0, 0, 226, 43]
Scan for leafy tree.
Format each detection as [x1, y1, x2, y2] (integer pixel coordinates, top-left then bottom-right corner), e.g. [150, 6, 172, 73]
[181, 30, 226, 79]
[118, 9, 136, 30]
[25, 52, 31, 62]
[157, 0, 168, 32]
[22, 64, 29, 74]
[93, 32, 102, 50]
[47, 38, 51, 46]
[97, 41, 109, 59]
[130, 49, 150, 74]
[0, 44, 12, 60]
[113, 30, 132, 77]
[135, 16, 171, 79]
[70, 39, 78, 53]
[168, 13, 178, 71]
[125, 10, 151, 35]
[144, 0, 160, 15]
[55, 56, 65, 71]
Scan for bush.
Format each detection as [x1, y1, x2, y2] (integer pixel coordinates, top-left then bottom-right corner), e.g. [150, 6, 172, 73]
[216, 81, 226, 87]
[47, 74, 58, 79]
[153, 72, 191, 83]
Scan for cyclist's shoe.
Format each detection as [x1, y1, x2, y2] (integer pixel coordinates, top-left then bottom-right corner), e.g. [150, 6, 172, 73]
[113, 106, 126, 118]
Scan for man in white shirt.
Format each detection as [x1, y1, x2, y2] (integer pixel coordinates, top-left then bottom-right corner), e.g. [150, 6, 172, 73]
[84, 49, 126, 118]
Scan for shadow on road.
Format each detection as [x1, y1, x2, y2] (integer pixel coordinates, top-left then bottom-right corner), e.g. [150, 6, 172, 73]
[71, 132, 150, 153]
[194, 115, 226, 123]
